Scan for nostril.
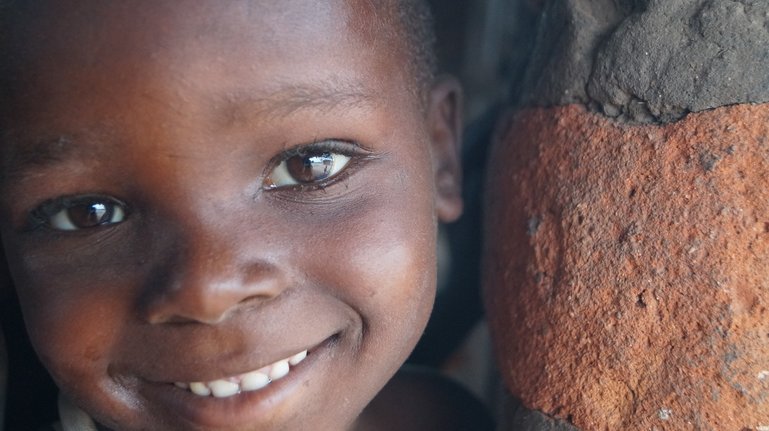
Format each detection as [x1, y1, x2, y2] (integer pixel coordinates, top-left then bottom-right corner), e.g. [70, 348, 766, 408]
[151, 314, 205, 325]
[137, 230, 287, 325]
[141, 285, 235, 325]
[140, 268, 287, 325]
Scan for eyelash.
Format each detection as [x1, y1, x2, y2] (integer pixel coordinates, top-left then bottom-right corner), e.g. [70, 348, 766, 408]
[26, 194, 130, 232]
[263, 139, 373, 192]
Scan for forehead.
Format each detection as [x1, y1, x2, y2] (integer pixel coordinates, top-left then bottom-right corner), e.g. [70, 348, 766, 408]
[0, 0, 407, 115]
[0, 0, 418, 162]
[5, 0, 394, 52]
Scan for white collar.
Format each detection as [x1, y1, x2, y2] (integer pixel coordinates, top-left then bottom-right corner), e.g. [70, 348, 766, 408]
[57, 394, 98, 431]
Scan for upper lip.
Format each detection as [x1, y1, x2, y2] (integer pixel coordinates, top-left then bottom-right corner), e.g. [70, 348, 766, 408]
[170, 350, 308, 399]
[176, 348, 308, 385]
[136, 336, 332, 384]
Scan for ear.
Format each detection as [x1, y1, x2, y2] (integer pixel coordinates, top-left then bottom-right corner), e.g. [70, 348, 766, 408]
[427, 76, 463, 223]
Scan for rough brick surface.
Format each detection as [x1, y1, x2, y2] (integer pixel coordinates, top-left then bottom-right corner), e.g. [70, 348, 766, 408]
[484, 104, 769, 430]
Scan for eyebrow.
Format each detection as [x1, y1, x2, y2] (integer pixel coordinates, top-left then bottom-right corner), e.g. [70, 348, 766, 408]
[216, 79, 381, 126]
[1, 79, 381, 181]
[1, 135, 86, 182]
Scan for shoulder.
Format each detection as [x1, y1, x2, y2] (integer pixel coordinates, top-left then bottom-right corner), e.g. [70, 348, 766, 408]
[356, 365, 495, 431]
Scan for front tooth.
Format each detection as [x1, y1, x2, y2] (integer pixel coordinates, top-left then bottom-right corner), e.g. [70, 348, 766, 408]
[190, 382, 211, 397]
[174, 382, 189, 389]
[208, 380, 240, 398]
[241, 371, 270, 391]
[288, 350, 307, 366]
[269, 360, 290, 380]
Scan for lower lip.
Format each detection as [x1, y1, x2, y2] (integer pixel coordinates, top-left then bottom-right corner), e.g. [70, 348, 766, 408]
[138, 337, 335, 429]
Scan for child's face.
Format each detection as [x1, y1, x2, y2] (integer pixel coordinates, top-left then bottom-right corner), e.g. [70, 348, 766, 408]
[0, 1, 462, 430]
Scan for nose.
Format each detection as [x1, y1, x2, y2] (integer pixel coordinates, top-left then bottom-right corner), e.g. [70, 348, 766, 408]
[142, 228, 285, 325]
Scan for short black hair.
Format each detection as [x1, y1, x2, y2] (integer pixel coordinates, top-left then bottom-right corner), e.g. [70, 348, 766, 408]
[398, 0, 438, 97]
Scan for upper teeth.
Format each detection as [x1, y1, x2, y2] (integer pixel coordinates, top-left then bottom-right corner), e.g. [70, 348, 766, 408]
[175, 350, 308, 398]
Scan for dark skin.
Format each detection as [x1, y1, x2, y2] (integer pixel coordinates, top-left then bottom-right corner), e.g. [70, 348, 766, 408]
[0, 1, 464, 430]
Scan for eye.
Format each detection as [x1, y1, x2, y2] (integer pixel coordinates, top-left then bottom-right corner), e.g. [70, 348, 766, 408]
[264, 141, 356, 189]
[31, 196, 128, 231]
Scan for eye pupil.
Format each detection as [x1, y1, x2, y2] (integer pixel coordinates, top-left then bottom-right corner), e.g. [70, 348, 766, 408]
[30, 196, 128, 232]
[286, 152, 335, 183]
[68, 203, 113, 228]
[264, 142, 354, 190]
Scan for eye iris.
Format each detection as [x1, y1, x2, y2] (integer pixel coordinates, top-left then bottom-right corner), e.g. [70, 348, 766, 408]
[286, 152, 335, 183]
[68, 202, 114, 228]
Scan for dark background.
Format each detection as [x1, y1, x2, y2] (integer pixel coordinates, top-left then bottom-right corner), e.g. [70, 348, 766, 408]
[410, 0, 538, 366]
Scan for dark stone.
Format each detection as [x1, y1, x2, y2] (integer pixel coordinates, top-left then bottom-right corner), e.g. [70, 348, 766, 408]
[519, 0, 769, 123]
[507, 399, 582, 431]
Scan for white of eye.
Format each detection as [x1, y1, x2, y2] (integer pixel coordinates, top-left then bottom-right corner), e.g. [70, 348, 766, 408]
[48, 203, 126, 231]
[267, 153, 351, 188]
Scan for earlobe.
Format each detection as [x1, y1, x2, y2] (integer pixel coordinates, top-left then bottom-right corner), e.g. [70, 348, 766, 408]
[427, 76, 463, 223]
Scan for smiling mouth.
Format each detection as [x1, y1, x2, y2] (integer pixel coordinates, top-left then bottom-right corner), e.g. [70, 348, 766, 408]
[173, 349, 308, 398]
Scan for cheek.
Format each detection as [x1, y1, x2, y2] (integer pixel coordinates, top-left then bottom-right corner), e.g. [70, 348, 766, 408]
[347, 229, 436, 335]
[7, 250, 149, 428]
[7, 253, 131, 388]
[315, 171, 437, 350]
[286, 174, 437, 421]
